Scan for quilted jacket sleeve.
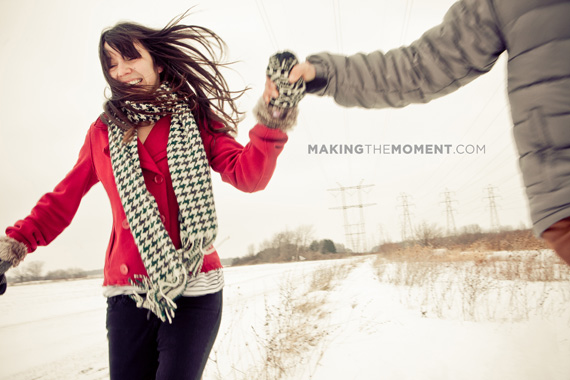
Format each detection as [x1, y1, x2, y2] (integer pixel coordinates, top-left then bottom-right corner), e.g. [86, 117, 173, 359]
[200, 122, 288, 193]
[306, 0, 506, 108]
[5, 127, 100, 252]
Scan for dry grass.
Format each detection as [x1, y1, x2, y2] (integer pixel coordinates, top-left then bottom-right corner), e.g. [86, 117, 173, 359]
[248, 261, 356, 380]
[309, 261, 356, 292]
[374, 247, 570, 322]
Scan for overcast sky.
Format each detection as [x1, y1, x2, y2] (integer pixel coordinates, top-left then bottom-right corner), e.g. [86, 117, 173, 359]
[0, 0, 529, 271]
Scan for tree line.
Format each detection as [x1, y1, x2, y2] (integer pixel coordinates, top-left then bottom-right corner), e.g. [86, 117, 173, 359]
[233, 223, 549, 266]
[7, 223, 549, 280]
[7, 261, 88, 283]
[373, 222, 548, 253]
[232, 225, 347, 266]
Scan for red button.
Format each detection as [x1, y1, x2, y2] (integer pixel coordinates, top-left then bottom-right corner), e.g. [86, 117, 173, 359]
[122, 219, 129, 229]
[103, 147, 110, 156]
[154, 175, 164, 184]
[160, 214, 166, 224]
[120, 264, 129, 275]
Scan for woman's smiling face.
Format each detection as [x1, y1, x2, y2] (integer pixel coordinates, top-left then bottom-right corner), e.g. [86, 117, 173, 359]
[104, 41, 163, 88]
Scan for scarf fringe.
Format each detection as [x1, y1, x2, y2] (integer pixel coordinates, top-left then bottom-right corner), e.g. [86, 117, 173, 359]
[128, 236, 210, 323]
[129, 271, 188, 324]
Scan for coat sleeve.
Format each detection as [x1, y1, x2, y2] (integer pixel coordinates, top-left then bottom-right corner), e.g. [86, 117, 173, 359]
[200, 122, 288, 193]
[5, 126, 100, 252]
[306, 0, 506, 109]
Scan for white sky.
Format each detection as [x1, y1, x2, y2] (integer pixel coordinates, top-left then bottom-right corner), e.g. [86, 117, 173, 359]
[0, 0, 530, 271]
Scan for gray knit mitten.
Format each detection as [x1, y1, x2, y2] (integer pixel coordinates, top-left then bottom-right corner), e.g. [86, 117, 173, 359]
[254, 51, 305, 132]
[267, 51, 306, 109]
[0, 236, 28, 295]
[0, 260, 11, 295]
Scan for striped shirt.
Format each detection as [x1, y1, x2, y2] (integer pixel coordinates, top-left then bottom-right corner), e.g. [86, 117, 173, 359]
[102, 268, 224, 298]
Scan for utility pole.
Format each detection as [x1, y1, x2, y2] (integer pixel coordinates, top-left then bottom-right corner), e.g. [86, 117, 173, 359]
[328, 181, 376, 253]
[484, 185, 501, 232]
[398, 193, 414, 243]
[440, 189, 457, 236]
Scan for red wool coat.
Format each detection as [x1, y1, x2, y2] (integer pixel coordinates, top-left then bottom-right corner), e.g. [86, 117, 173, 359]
[6, 116, 288, 285]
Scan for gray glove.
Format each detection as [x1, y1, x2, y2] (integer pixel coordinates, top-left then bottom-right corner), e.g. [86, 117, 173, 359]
[266, 51, 306, 109]
[0, 260, 10, 295]
[0, 236, 28, 295]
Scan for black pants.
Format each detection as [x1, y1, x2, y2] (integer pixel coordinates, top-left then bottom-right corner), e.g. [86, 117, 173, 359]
[106, 291, 222, 380]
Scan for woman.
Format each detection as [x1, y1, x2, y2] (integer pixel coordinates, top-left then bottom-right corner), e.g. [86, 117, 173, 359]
[0, 12, 300, 380]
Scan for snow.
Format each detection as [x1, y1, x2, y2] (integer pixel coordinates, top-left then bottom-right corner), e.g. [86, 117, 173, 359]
[1, 255, 569, 380]
[297, 259, 570, 380]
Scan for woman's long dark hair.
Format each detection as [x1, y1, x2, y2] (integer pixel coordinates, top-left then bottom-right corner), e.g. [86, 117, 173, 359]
[99, 11, 245, 139]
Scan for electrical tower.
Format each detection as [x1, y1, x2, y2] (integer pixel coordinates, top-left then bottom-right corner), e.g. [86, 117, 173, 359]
[328, 181, 376, 253]
[377, 223, 387, 247]
[484, 185, 501, 231]
[398, 193, 414, 242]
[441, 189, 457, 236]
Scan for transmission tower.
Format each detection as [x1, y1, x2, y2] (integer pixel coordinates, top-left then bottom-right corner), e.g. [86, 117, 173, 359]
[328, 181, 376, 253]
[484, 185, 501, 231]
[397, 193, 414, 242]
[377, 223, 386, 246]
[440, 189, 457, 236]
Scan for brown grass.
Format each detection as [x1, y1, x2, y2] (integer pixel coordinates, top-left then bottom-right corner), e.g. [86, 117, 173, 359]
[373, 246, 570, 322]
[250, 261, 356, 380]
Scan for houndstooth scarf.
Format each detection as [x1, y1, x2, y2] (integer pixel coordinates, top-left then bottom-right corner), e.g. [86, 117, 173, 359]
[107, 83, 218, 323]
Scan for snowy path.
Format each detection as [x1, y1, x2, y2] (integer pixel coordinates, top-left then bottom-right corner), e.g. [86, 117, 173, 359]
[0, 260, 332, 380]
[1, 257, 569, 380]
[292, 258, 570, 380]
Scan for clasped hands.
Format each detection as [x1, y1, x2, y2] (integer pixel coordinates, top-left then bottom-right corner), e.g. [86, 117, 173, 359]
[263, 61, 316, 105]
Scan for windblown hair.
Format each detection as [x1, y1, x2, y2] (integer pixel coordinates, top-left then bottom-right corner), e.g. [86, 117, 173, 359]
[99, 11, 245, 140]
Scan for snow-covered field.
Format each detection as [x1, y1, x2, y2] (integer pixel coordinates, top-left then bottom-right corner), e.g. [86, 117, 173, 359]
[1, 254, 569, 380]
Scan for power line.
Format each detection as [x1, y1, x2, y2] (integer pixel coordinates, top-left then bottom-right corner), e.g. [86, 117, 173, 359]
[410, 80, 508, 203]
[328, 181, 376, 252]
[397, 193, 414, 242]
[400, 0, 414, 44]
[332, 0, 344, 53]
[440, 189, 457, 236]
[484, 185, 501, 231]
[254, 0, 279, 50]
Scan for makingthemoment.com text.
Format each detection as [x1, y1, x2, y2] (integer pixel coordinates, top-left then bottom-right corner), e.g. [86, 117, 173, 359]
[307, 143, 485, 155]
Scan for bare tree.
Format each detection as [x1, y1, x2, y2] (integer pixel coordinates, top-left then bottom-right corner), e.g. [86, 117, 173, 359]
[45, 268, 86, 280]
[22, 261, 45, 281]
[292, 225, 315, 260]
[415, 221, 442, 247]
[6, 267, 25, 283]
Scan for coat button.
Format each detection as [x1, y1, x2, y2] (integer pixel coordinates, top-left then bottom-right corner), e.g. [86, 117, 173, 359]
[122, 219, 129, 229]
[120, 264, 129, 275]
[103, 146, 110, 156]
[154, 175, 164, 184]
[160, 214, 166, 224]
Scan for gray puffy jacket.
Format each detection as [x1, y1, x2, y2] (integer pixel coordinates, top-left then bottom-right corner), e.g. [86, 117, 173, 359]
[306, 0, 570, 237]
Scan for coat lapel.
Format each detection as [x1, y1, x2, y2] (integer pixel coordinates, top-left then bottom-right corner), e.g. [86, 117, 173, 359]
[137, 139, 162, 175]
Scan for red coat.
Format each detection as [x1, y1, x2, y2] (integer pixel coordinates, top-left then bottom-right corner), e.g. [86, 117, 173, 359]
[6, 116, 288, 285]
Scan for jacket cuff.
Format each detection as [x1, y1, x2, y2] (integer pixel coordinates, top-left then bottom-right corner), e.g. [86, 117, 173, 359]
[0, 236, 28, 267]
[305, 55, 330, 95]
[253, 98, 298, 132]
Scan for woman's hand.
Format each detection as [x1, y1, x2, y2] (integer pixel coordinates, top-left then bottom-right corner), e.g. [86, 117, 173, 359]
[263, 61, 316, 105]
[263, 76, 279, 105]
[0, 236, 27, 294]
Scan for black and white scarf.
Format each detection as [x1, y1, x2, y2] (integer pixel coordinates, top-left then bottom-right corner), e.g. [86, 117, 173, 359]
[107, 83, 218, 323]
